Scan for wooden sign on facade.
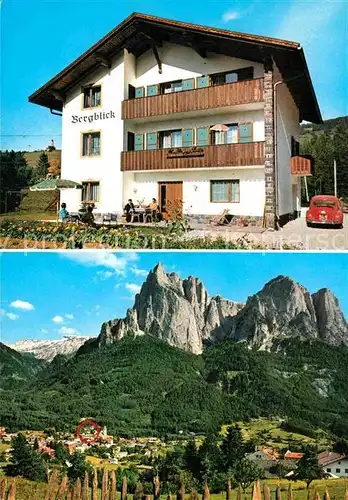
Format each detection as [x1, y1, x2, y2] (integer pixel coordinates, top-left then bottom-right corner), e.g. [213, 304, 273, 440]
[291, 156, 312, 176]
[167, 146, 205, 158]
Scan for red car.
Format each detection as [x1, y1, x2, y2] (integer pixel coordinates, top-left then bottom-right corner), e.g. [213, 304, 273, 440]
[306, 195, 344, 228]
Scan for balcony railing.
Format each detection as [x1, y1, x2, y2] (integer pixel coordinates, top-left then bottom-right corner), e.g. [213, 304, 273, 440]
[121, 141, 265, 172]
[291, 155, 312, 176]
[122, 78, 264, 120]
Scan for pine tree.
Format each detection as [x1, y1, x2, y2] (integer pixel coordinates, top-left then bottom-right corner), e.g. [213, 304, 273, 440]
[220, 425, 245, 473]
[67, 452, 92, 484]
[7, 433, 47, 482]
[32, 151, 50, 183]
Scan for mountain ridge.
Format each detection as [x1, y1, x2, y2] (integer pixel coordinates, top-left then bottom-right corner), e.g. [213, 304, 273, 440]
[98, 266, 348, 353]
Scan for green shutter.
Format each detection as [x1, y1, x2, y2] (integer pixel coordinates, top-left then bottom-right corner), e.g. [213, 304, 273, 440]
[196, 76, 209, 88]
[135, 134, 144, 151]
[182, 78, 194, 91]
[146, 132, 158, 150]
[135, 87, 144, 98]
[197, 127, 209, 146]
[231, 180, 240, 202]
[239, 123, 252, 143]
[182, 129, 194, 147]
[147, 84, 158, 97]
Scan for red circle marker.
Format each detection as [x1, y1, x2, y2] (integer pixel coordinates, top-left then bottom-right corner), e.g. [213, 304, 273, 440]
[76, 419, 101, 444]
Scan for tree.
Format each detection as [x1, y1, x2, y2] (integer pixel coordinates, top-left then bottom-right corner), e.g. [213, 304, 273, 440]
[67, 452, 92, 484]
[55, 442, 69, 463]
[233, 459, 260, 493]
[7, 433, 47, 482]
[0, 151, 32, 212]
[293, 446, 324, 489]
[31, 151, 50, 184]
[220, 425, 245, 473]
[184, 439, 200, 480]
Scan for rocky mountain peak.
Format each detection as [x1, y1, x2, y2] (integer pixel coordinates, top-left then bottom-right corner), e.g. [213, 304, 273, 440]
[98, 265, 348, 354]
[312, 288, 348, 345]
[99, 264, 243, 354]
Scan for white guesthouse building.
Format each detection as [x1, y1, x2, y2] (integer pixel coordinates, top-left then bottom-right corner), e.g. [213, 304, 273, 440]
[29, 13, 322, 228]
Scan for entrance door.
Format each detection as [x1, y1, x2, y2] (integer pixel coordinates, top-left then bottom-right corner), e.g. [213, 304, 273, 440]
[158, 182, 183, 220]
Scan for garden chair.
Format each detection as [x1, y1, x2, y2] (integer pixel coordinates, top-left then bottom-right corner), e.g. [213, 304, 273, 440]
[209, 209, 230, 226]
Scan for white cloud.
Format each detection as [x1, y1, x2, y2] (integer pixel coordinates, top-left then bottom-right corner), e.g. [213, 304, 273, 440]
[52, 315, 64, 324]
[58, 326, 79, 336]
[6, 312, 19, 321]
[125, 283, 141, 295]
[222, 10, 240, 23]
[10, 300, 34, 311]
[62, 252, 138, 276]
[275, 0, 342, 47]
[0, 308, 5, 316]
[130, 266, 149, 277]
[65, 313, 74, 320]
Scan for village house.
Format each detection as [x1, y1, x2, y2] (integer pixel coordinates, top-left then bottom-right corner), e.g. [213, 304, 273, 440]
[29, 13, 321, 228]
[318, 451, 348, 478]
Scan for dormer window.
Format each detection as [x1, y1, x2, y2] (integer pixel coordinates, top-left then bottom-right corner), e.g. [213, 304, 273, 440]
[83, 85, 101, 108]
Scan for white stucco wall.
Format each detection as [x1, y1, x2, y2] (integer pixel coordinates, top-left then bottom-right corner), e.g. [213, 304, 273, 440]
[323, 458, 348, 478]
[59, 43, 266, 215]
[274, 64, 301, 217]
[132, 43, 264, 90]
[123, 167, 265, 216]
[60, 53, 125, 214]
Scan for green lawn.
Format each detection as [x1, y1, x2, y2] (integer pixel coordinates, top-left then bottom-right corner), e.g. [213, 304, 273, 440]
[0, 212, 57, 221]
[221, 418, 331, 450]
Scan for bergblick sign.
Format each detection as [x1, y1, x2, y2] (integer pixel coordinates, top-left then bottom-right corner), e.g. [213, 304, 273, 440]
[71, 110, 116, 124]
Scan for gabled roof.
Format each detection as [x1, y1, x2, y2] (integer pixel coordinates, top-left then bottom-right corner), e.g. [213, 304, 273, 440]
[284, 451, 304, 460]
[318, 451, 346, 466]
[28, 12, 322, 123]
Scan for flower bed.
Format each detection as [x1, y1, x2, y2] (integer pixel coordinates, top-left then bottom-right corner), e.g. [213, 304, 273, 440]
[0, 220, 298, 250]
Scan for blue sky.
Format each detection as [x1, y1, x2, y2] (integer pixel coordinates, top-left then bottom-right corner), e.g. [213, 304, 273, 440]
[1, 0, 347, 151]
[0, 251, 347, 344]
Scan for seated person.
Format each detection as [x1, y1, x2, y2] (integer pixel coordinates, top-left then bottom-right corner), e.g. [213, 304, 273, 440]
[147, 198, 162, 222]
[124, 199, 135, 214]
[58, 203, 69, 222]
[80, 205, 95, 226]
[148, 198, 159, 212]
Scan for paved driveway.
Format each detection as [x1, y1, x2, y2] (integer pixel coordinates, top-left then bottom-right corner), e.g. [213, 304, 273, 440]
[189, 214, 348, 250]
[271, 214, 348, 250]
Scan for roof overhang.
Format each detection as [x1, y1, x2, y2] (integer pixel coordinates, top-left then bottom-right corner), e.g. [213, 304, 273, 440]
[28, 12, 322, 123]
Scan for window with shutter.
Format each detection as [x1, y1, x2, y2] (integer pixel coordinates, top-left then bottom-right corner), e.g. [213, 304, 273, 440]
[197, 127, 209, 146]
[135, 87, 145, 98]
[182, 129, 194, 147]
[147, 132, 158, 150]
[239, 123, 252, 143]
[135, 134, 144, 151]
[182, 78, 194, 91]
[147, 84, 159, 97]
[196, 76, 209, 88]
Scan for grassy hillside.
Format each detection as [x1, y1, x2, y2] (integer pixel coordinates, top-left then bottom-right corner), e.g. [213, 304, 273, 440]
[24, 150, 61, 170]
[19, 190, 58, 213]
[0, 337, 347, 439]
[0, 343, 46, 390]
[301, 115, 348, 135]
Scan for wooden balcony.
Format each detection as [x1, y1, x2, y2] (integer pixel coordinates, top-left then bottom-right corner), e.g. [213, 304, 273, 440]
[121, 142, 265, 172]
[122, 78, 264, 120]
[291, 155, 312, 176]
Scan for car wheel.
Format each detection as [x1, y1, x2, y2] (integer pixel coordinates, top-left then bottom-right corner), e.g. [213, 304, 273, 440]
[306, 222, 312, 227]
